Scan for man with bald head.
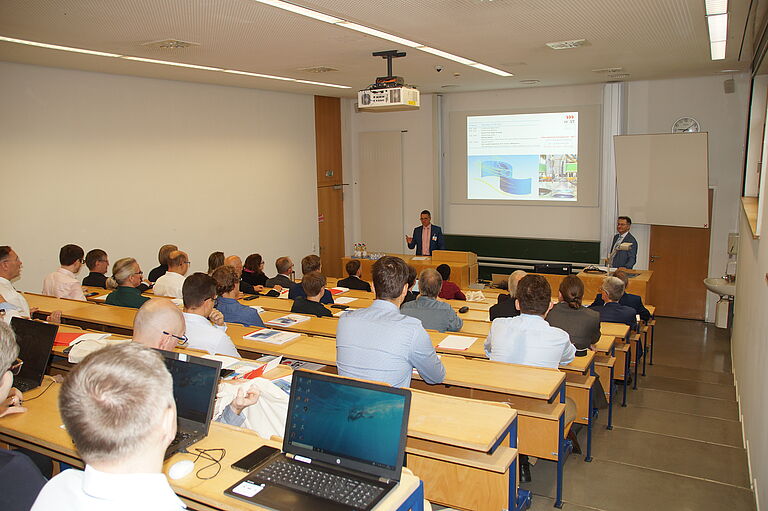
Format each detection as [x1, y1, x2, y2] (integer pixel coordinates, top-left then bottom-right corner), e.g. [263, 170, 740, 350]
[132, 299, 259, 427]
[152, 250, 189, 299]
[225, 255, 262, 295]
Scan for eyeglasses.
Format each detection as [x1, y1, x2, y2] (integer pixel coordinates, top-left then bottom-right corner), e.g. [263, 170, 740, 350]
[162, 331, 188, 346]
[9, 358, 23, 375]
[134, 271, 144, 276]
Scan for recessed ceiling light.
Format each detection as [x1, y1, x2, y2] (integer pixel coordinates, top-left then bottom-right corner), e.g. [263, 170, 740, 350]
[705, 0, 728, 15]
[720, 68, 739, 72]
[0, 35, 351, 89]
[141, 39, 199, 49]
[710, 40, 726, 60]
[546, 39, 587, 50]
[608, 73, 630, 80]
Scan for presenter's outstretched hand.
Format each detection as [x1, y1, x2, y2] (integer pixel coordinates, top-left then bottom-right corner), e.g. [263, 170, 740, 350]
[406, 235, 413, 244]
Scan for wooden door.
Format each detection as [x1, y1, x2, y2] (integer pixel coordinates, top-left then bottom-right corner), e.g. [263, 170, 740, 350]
[647, 189, 713, 319]
[314, 96, 344, 277]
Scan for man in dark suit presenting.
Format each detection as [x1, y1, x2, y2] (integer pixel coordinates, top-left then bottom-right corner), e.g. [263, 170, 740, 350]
[609, 216, 638, 269]
[406, 210, 445, 256]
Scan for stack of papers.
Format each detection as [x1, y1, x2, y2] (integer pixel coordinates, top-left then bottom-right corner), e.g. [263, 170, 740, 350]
[54, 332, 110, 347]
[437, 335, 477, 351]
[333, 296, 357, 305]
[333, 308, 358, 317]
[243, 328, 301, 345]
[265, 314, 311, 327]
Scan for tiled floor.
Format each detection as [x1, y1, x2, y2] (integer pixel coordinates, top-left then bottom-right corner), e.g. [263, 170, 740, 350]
[435, 318, 756, 511]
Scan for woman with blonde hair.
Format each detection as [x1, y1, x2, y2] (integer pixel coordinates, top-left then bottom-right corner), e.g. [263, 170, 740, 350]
[105, 258, 150, 309]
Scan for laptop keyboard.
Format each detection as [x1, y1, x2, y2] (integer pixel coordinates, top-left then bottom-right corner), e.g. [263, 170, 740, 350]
[253, 459, 384, 509]
[13, 380, 37, 393]
[168, 431, 191, 449]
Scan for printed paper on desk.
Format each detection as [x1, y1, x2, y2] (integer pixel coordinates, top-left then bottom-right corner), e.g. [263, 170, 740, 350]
[249, 305, 266, 313]
[243, 328, 300, 345]
[333, 308, 358, 317]
[265, 314, 311, 327]
[329, 287, 349, 295]
[438, 335, 477, 351]
[412, 256, 428, 260]
[202, 354, 241, 369]
[278, 288, 290, 299]
[90, 294, 108, 301]
[334, 296, 357, 305]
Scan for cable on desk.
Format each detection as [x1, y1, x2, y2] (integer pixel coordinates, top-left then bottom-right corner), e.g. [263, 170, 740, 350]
[22, 379, 58, 402]
[188, 448, 226, 480]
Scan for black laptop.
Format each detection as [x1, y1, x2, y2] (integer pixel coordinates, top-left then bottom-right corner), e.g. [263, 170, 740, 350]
[9, 318, 58, 393]
[160, 350, 221, 459]
[225, 370, 411, 511]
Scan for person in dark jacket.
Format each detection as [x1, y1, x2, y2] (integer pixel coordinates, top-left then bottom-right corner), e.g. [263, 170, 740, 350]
[82, 249, 110, 288]
[590, 270, 651, 321]
[546, 275, 601, 355]
[589, 276, 637, 328]
[489, 270, 526, 321]
[337, 259, 372, 292]
[291, 272, 333, 318]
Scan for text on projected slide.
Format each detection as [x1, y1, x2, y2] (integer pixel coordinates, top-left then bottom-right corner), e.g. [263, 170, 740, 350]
[467, 112, 578, 201]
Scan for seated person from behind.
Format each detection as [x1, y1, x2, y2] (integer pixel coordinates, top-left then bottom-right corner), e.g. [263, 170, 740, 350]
[211, 265, 265, 327]
[489, 270, 526, 321]
[105, 258, 150, 309]
[42, 244, 87, 301]
[590, 270, 651, 321]
[152, 250, 190, 299]
[132, 299, 260, 427]
[485, 274, 576, 368]
[0, 246, 63, 324]
[242, 254, 268, 288]
[0, 321, 47, 510]
[336, 255, 446, 388]
[265, 257, 294, 289]
[337, 260, 372, 292]
[148, 243, 177, 283]
[588, 276, 637, 328]
[436, 264, 466, 301]
[182, 272, 240, 357]
[288, 255, 333, 304]
[207, 251, 224, 276]
[546, 275, 601, 356]
[81, 249, 110, 288]
[31, 343, 186, 511]
[290, 272, 333, 318]
[401, 268, 463, 332]
[225, 255, 261, 295]
[401, 264, 418, 306]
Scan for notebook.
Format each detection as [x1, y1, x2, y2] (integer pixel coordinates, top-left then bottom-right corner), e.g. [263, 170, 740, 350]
[160, 350, 221, 459]
[9, 318, 58, 393]
[225, 370, 411, 511]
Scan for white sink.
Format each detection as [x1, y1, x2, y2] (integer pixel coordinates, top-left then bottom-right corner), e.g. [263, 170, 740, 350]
[703, 278, 736, 297]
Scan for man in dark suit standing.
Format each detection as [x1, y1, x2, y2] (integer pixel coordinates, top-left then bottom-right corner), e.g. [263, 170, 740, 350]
[589, 276, 637, 328]
[609, 216, 637, 269]
[406, 210, 445, 256]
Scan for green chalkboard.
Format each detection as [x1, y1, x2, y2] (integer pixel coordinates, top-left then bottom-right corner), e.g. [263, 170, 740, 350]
[444, 235, 600, 269]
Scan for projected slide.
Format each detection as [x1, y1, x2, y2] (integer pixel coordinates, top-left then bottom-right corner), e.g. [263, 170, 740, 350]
[467, 112, 578, 201]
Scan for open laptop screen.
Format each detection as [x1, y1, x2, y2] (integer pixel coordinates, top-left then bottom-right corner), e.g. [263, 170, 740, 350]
[9, 317, 57, 384]
[284, 371, 410, 481]
[162, 352, 220, 425]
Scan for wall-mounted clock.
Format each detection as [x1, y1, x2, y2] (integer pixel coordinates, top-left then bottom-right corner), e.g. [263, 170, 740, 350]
[672, 117, 700, 133]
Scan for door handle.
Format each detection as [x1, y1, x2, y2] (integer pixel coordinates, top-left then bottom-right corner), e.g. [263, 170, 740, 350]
[650, 255, 660, 263]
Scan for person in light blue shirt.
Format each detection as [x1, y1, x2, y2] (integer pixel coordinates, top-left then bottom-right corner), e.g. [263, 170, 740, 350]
[484, 274, 576, 368]
[337, 256, 446, 388]
[212, 265, 265, 327]
[401, 268, 463, 332]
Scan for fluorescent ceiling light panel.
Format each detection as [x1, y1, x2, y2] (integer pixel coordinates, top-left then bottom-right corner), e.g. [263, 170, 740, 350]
[470, 63, 513, 77]
[293, 79, 350, 88]
[121, 56, 222, 71]
[251, 0, 343, 23]
[0, 35, 122, 57]
[705, 0, 728, 15]
[707, 13, 728, 42]
[335, 22, 421, 47]
[416, 46, 477, 66]
[710, 40, 726, 60]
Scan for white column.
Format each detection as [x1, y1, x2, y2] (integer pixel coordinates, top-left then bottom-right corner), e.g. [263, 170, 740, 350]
[600, 82, 628, 261]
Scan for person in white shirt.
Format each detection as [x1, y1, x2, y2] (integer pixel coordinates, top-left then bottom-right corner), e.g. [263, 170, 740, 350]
[485, 274, 576, 368]
[31, 342, 186, 511]
[0, 246, 62, 324]
[41, 244, 87, 301]
[181, 272, 240, 357]
[152, 251, 190, 299]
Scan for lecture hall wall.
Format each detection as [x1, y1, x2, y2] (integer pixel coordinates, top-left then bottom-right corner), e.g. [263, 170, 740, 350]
[0, 61, 319, 291]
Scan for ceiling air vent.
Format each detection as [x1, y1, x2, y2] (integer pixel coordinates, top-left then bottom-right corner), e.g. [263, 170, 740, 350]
[592, 67, 623, 73]
[141, 39, 199, 49]
[298, 66, 339, 73]
[607, 73, 631, 81]
[545, 39, 586, 50]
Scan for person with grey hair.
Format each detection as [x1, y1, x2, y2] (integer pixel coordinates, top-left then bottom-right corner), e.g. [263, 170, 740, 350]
[31, 342, 185, 510]
[0, 321, 48, 508]
[153, 251, 190, 299]
[489, 270, 527, 321]
[0, 246, 63, 324]
[105, 258, 151, 309]
[401, 268, 463, 332]
[588, 276, 637, 327]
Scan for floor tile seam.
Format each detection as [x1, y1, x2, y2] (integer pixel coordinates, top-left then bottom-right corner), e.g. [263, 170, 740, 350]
[640, 374, 735, 386]
[645, 362, 734, 377]
[616, 403, 741, 422]
[591, 457, 755, 491]
[527, 493, 609, 511]
[633, 387, 737, 402]
[600, 424, 745, 448]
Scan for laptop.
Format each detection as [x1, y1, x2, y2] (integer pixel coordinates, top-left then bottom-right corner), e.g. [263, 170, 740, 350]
[533, 263, 572, 275]
[225, 370, 412, 511]
[160, 350, 221, 459]
[9, 317, 58, 393]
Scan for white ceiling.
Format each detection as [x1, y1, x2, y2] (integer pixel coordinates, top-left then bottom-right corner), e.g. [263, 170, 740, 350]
[0, 0, 759, 97]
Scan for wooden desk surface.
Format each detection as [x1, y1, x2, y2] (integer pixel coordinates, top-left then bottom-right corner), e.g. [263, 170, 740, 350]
[593, 335, 617, 353]
[600, 322, 631, 339]
[0, 381, 421, 511]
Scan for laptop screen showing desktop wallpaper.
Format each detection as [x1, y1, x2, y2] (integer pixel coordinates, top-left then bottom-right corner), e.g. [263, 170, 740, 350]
[163, 355, 219, 424]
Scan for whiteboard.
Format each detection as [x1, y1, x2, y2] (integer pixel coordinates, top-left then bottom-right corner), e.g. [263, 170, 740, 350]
[614, 133, 709, 228]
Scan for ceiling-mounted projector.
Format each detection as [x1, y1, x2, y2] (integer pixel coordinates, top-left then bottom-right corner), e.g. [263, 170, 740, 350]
[358, 50, 420, 112]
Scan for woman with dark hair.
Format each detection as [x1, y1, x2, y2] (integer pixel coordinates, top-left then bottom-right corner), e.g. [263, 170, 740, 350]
[545, 275, 601, 356]
[242, 253, 268, 287]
